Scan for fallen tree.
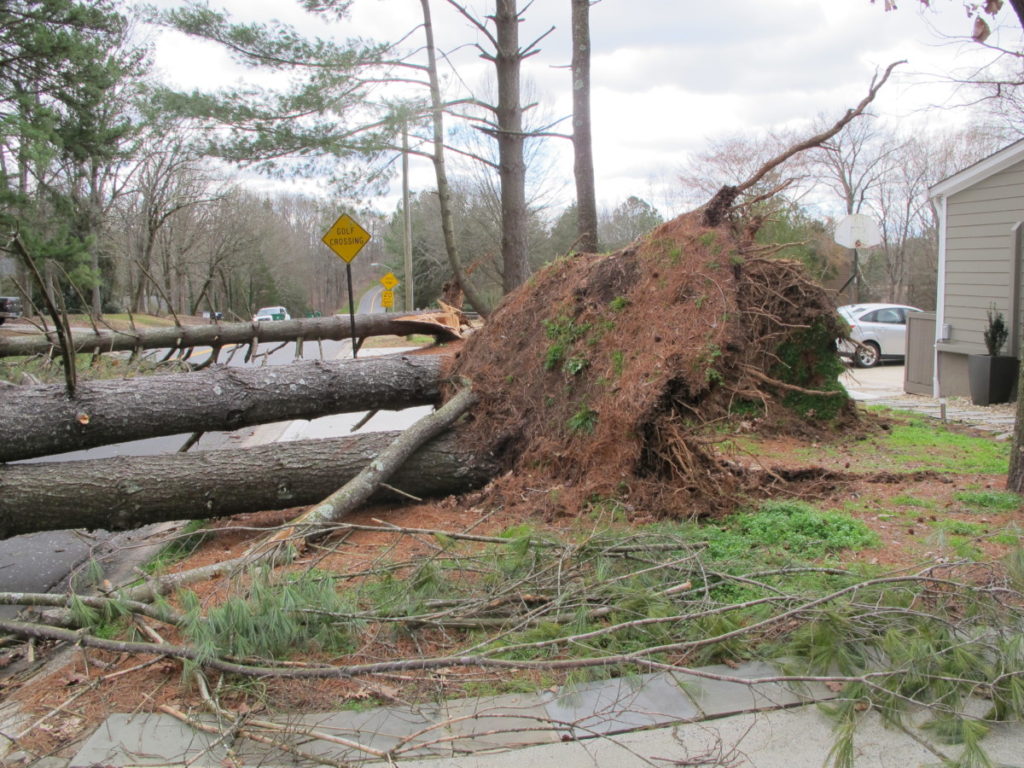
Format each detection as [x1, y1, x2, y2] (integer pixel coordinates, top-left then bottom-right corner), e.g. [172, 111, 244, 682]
[0, 431, 495, 537]
[0, 354, 446, 462]
[0, 310, 462, 359]
[0, 68, 899, 536]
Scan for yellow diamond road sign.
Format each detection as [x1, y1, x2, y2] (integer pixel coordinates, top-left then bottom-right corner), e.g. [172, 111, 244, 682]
[380, 272, 399, 290]
[322, 214, 371, 263]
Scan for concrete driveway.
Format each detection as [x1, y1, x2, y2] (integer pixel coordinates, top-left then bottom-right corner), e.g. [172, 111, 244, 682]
[839, 363, 908, 401]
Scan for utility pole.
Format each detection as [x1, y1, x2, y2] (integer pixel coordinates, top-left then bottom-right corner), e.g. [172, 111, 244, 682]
[403, 123, 414, 312]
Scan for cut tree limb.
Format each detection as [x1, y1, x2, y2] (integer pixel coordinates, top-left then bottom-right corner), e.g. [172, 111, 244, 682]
[0, 431, 496, 538]
[0, 354, 446, 462]
[0, 310, 462, 359]
[252, 387, 478, 555]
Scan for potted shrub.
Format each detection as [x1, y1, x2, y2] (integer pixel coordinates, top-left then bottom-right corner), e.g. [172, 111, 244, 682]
[967, 305, 1018, 406]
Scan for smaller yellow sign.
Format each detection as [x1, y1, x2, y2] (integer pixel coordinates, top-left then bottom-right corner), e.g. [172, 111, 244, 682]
[322, 214, 371, 263]
[380, 272, 399, 290]
[381, 289, 395, 309]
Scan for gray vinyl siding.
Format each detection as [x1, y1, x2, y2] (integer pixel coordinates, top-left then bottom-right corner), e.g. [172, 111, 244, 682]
[941, 159, 1024, 359]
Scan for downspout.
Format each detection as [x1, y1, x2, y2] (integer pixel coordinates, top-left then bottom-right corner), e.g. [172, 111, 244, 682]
[933, 194, 947, 399]
[1011, 223, 1023, 358]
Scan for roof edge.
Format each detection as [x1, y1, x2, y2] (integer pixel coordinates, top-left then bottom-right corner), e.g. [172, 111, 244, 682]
[929, 137, 1024, 199]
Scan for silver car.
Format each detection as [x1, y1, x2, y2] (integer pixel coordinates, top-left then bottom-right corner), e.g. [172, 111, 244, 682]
[837, 303, 922, 368]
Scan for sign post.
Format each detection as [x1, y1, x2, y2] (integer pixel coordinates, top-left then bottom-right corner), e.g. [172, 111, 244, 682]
[322, 214, 372, 358]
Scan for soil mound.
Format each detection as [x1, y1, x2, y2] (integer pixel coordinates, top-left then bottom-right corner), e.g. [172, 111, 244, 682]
[451, 212, 853, 519]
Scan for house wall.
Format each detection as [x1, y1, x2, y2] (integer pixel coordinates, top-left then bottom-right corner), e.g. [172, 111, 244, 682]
[937, 350, 970, 397]
[937, 158, 1024, 397]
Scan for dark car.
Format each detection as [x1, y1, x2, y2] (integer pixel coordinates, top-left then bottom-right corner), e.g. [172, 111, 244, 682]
[0, 296, 22, 325]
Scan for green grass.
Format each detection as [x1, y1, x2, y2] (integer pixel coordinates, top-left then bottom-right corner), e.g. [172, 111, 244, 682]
[931, 519, 987, 537]
[0, 351, 167, 385]
[889, 494, 937, 510]
[733, 500, 880, 558]
[567, 403, 598, 434]
[362, 333, 435, 348]
[543, 315, 591, 371]
[954, 489, 1023, 513]
[143, 520, 211, 574]
[861, 414, 1010, 474]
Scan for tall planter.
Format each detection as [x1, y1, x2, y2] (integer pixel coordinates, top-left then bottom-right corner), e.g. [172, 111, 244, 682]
[967, 354, 1018, 406]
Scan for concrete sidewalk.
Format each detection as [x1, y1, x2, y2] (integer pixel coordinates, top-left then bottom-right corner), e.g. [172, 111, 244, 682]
[62, 664, 1024, 767]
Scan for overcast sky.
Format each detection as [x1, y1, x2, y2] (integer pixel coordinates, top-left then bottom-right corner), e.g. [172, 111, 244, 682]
[145, 0, 1019, 218]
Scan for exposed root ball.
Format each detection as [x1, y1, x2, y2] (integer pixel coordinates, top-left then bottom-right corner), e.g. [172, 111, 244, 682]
[452, 212, 853, 519]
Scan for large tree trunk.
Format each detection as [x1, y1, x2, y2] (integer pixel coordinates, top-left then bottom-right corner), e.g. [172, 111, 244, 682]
[571, 0, 598, 253]
[0, 355, 445, 462]
[495, 0, 530, 293]
[1008, 349, 1024, 494]
[0, 311, 461, 359]
[0, 432, 495, 538]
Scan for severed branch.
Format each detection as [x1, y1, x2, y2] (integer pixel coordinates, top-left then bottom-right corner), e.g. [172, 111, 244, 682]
[249, 385, 478, 558]
[11, 235, 77, 396]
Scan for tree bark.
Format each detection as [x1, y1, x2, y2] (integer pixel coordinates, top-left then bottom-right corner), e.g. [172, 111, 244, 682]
[0, 431, 496, 538]
[0, 311, 461, 359]
[571, 0, 598, 253]
[494, 0, 531, 293]
[297, 388, 476, 530]
[1008, 338, 1024, 493]
[0, 354, 446, 462]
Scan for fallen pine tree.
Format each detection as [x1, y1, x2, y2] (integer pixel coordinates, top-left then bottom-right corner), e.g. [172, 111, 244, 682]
[0, 430, 495, 537]
[0, 309, 462, 359]
[0, 66, 897, 535]
[0, 216, 853, 535]
[0, 354, 446, 462]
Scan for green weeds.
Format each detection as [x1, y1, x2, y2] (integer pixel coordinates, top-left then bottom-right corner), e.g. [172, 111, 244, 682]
[735, 500, 879, 558]
[543, 315, 591, 371]
[143, 520, 210, 574]
[610, 349, 625, 377]
[567, 403, 598, 434]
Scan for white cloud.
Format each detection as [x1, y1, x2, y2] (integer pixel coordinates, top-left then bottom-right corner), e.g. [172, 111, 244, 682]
[141, 0, 1021, 214]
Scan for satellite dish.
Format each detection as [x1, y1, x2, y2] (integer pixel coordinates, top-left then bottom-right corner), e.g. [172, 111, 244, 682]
[834, 214, 881, 249]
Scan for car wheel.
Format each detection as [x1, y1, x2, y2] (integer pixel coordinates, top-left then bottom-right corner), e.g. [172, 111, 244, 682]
[854, 341, 880, 368]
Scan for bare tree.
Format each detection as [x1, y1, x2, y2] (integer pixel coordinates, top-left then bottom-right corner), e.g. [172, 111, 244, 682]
[110, 133, 217, 313]
[418, 0, 493, 316]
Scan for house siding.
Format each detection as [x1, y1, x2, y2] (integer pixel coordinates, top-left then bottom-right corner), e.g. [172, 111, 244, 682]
[939, 157, 1024, 396]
